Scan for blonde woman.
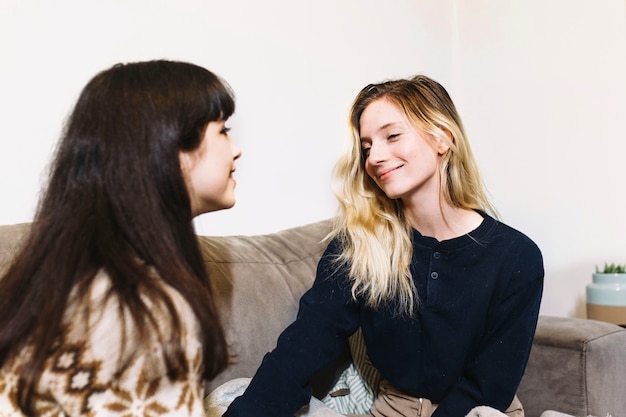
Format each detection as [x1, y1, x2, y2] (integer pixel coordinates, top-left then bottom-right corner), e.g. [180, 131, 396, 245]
[224, 75, 543, 417]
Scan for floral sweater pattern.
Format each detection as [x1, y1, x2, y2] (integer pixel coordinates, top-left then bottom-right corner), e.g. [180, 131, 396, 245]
[0, 271, 207, 417]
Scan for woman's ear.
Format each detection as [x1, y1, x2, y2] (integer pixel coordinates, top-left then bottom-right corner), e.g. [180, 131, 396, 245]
[179, 150, 193, 178]
[435, 128, 453, 155]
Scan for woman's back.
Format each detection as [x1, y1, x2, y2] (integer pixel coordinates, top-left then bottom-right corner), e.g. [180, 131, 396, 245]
[0, 269, 206, 416]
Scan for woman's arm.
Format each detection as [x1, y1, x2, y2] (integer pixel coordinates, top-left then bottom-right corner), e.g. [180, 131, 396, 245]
[433, 238, 544, 416]
[225, 241, 361, 417]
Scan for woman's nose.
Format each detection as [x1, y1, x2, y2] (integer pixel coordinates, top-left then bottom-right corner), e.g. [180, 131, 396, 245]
[232, 141, 242, 160]
[367, 142, 387, 163]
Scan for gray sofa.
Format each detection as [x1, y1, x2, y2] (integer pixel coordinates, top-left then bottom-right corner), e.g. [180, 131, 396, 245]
[1, 220, 625, 417]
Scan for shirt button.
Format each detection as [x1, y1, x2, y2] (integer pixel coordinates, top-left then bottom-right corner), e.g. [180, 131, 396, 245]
[431, 272, 439, 279]
[433, 252, 441, 259]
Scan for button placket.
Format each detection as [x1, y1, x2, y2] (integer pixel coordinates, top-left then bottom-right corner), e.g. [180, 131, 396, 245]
[426, 249, 442, 306]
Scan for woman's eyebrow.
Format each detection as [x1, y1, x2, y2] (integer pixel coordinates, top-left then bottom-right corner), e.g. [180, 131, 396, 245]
[361, 121, 403, 141]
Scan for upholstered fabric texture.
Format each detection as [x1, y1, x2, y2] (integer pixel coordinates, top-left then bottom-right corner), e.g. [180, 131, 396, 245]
[517, 316, 626, 417]
[198, 219, 334, 393]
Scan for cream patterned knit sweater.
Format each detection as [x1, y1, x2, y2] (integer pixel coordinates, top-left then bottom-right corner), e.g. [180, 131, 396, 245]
[0, 271, 206, 416]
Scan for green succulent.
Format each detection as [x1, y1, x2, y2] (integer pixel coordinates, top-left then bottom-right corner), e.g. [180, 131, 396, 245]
[595, 262, 626, 274]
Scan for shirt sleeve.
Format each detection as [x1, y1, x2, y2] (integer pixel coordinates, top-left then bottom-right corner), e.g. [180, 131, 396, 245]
[225, 239, 361, 417]
[433, 236, 544, 417]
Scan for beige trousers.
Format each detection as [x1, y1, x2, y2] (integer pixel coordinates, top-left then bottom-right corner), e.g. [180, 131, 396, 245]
[360, 380, 524, 417]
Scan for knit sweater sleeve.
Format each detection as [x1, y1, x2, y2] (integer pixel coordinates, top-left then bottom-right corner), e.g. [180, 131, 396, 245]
[225, 239, 360, 417]
[433, 234, 544, 417]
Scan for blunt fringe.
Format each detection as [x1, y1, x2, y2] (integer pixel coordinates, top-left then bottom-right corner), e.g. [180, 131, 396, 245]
[330, 75, 497, 316]
[0, 60, 233, 413]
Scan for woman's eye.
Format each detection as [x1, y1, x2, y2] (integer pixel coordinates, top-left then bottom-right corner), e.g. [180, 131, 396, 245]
[361, 148, 371, 159]
[388, 133, 400, 140]
[221, 126, 231, 135]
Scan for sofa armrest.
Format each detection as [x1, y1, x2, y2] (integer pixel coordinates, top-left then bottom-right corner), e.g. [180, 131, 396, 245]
[518, 316, 626, 417]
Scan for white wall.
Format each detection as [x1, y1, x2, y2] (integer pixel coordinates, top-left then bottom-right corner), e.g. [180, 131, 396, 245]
[453, 0, 626, 318]
[1, 0, 625, 319]
[0, 0, 454, 235]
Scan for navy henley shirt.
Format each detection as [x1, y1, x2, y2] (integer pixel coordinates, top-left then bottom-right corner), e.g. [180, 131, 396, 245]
[225, 213, 544, 417]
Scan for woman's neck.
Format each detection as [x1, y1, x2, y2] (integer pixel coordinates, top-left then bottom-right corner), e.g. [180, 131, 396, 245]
[404, 203, 483, 241]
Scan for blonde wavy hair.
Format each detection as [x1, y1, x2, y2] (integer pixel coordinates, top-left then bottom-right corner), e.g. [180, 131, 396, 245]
[330, 75, 497, 315]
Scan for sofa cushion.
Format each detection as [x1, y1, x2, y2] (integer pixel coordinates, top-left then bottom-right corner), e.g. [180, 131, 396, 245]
[200, 219, 335, 392]
[0, 222, 30, 275]
[517, 316, 626, 417]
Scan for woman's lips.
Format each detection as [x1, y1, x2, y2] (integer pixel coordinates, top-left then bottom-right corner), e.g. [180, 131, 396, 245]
[378, 164, 402, 181]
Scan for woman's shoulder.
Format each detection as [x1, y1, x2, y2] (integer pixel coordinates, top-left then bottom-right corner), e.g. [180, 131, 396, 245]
[484, 216, 544, 282]
[68, 269, 201, 356]
[322, 234, 343, 254]
[490, 217, 541, 255]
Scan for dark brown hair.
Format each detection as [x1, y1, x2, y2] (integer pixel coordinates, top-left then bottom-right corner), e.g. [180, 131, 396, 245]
[0, 60, 232, 413]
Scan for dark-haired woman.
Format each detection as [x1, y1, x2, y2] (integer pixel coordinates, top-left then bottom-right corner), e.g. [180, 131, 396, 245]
[0, 60, 241, 416]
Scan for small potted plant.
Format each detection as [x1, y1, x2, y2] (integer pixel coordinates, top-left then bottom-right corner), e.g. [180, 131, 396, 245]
[586, 262, 626, 326]
[595, 262, 626, 274]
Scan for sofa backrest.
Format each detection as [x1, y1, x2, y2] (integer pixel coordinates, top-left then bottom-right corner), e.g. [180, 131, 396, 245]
[0, 220, 334, 393]
[0, 222, 30, 275]
[198, 219, 333, 391]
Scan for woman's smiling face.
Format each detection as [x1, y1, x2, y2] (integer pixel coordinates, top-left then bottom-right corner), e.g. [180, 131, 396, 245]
[359, 98, 448, 204]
